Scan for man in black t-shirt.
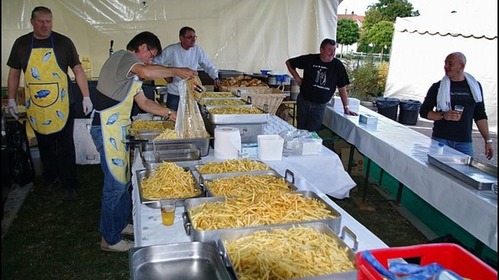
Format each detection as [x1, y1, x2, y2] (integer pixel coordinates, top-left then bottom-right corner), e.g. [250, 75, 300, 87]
[419, 52, 494, 159]
[286, 38, 357, 132]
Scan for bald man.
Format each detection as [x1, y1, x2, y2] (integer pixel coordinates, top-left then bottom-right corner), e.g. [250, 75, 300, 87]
[420, 52, 494, 159]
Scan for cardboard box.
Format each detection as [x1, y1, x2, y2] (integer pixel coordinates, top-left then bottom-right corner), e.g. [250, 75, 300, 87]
[341, 148, 364, 176]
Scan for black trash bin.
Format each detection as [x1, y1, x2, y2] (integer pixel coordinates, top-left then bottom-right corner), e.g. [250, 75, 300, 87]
[375, 97, 400, 121]
[398, 99, 422, 125]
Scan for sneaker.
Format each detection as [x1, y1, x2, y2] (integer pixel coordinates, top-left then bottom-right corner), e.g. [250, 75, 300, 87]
[121, 224, 134, 236]
[100, 237, 134, 252]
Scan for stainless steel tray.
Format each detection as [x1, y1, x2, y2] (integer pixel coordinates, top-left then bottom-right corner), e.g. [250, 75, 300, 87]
[217, 222, 358, 280]
[140, 143, 200, 166]
[182, 190, 342, 242]
[200, 169, 297, 197]
[427, 154, 497, 190]
[136, 168, 203, 208]
[129, 242, 232, 280]
[206, 110, 268, 124]
[133, 131, 211, 156]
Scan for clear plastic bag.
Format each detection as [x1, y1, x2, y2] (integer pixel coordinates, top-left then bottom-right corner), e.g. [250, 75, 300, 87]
[175, 79, 209, 139]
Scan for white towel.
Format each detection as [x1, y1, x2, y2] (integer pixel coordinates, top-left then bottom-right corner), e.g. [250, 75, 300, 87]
[436, 72, 482, 111]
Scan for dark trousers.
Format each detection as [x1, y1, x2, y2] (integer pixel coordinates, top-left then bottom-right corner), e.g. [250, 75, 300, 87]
[34, 105, 77, 190]
[296, 94, 327, 132]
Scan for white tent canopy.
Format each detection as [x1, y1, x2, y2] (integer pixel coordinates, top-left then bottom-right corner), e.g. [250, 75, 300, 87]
[1, 0, 339, 86]
[384, 11, 497, 133]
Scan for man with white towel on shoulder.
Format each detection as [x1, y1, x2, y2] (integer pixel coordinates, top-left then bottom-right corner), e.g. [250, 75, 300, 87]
[420, 52, 494, 159]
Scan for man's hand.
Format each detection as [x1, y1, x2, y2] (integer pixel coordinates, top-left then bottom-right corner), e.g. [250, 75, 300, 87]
[214, 78, 221, 89]
[7, 99, 19, 120]
[169, 110, 177, 122]
[82, 96, 93, 115]
[175, 68, 197, 80]
[344, 106, 358, 116]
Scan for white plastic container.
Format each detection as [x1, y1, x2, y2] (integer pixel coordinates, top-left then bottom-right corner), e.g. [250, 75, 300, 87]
[257, 135, 284, 161]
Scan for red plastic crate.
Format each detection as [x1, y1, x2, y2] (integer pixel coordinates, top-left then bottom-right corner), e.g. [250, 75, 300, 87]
[356, 243, 497, 280]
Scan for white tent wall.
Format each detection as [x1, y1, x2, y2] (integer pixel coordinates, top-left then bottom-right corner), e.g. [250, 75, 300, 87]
[385, 12, 498, 133]
[1, 0, 340, 86]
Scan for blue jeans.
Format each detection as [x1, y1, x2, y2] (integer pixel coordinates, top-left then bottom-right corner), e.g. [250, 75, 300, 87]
[296, 94, 327, 132]
[432, 137, 474, 157]
[90, 125, 131, 245]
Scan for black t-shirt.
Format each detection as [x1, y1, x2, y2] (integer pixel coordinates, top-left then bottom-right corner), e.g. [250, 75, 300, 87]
[420, 80, 487, 142]
[7, 31, 81, 104]
[288, 54, 349, 104]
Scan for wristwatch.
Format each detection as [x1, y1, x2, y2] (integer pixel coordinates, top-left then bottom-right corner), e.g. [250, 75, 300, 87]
[485, 139, 493, 144]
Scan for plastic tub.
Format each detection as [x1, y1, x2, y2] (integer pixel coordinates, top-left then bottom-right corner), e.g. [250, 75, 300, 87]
[356, 243, 497, 280]
[257, 135, 284, 161]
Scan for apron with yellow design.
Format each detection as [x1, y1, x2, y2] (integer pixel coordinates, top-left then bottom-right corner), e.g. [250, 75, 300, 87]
[98, 81, 141, 184]
[25, 35, 69, 134]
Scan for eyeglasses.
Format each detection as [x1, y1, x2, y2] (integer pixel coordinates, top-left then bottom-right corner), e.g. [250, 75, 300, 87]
[182, 35, 198, 40]
[146, 46, 155, 59]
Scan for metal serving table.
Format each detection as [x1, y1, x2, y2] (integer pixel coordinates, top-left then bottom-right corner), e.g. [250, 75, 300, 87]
[131, 116, 388, 252]
[322, 105, 497, 252]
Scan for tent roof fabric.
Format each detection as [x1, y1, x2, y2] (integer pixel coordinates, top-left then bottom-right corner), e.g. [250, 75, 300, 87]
[384, 14, 497, 133]
[395, 14, 497, 40]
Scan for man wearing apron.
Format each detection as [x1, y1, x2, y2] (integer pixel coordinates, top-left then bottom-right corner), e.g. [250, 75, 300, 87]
[6, 6, 93, 200]
[90, 31, 196, 252]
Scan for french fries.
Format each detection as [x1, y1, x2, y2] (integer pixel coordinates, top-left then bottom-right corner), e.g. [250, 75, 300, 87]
[153, 129, 179, 140]
[224, 226, 355, 280]
[208, 107, 262, 115]
[140, 162, 200, 199]
[197, 159, 270, 174]
[130, 120, 174, 136]
[189, 191, 336, 230]
[205, 175, 290, 197]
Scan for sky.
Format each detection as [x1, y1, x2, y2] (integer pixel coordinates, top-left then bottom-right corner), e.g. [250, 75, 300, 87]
[337, 0, 484, 17]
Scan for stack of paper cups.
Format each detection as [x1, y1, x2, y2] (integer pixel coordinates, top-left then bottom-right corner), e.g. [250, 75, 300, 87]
[214, 127, 241, 159]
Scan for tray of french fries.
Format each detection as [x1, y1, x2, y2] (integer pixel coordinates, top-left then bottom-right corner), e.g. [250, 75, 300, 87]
[129, 119, 175, 136]
[195, 158, 271, 174]
[200, 169, 297, 197]
[200, 92, 238, 99]
[217, 222, 358, 280]
[136, 162, 204, 208]
[205, 106, 269, 124]
[198, 98, 248, 106]
[182, 190, 342, 242]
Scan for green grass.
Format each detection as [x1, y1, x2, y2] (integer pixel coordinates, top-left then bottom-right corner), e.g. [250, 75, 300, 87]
[1, 164, 129, 280]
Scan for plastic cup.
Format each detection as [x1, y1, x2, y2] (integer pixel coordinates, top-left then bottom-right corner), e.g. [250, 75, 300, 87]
[454, 105, 464, 121]
[160, 199, 176, 226]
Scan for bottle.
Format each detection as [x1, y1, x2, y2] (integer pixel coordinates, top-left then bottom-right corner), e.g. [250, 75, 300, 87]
[81, 57, 92, 80]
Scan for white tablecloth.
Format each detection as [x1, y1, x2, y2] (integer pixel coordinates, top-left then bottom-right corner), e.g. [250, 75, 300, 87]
[323, 105, 498, 251]
[132, 116, 387, 252]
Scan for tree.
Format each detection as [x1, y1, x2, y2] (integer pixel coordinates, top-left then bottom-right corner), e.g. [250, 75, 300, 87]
[364, 0, 415, 30]
[358, 0, 417, 53]
[359, 21, 394, 53]
[337, 18, 360, 53]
